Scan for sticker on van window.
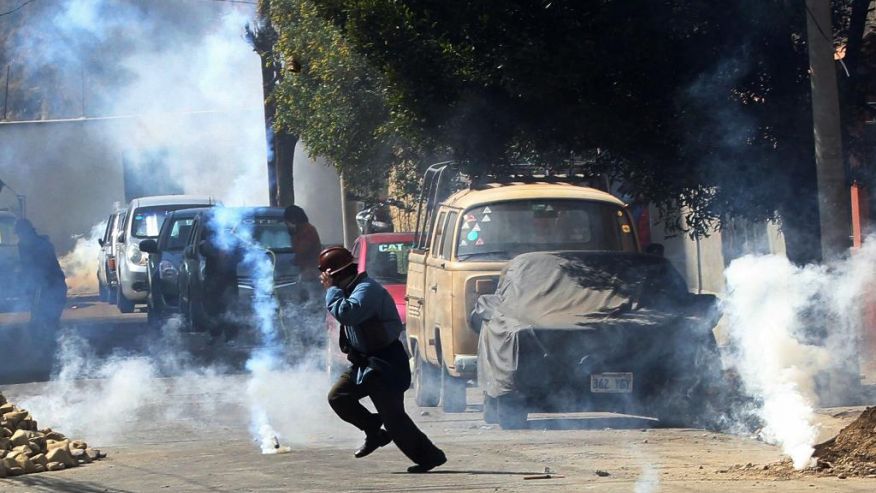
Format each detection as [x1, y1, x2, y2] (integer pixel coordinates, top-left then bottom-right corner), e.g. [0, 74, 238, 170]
[472, 224, 481, 232]
[460, 240, 469, 246]
[475, 238, 485, 246]
[465, 214, 476, 222]
[378, 243, 407, 252]
[467, 231, 478, 242]
[482, 215, 491, 222]
[462, 222, 471, 230]
[483, 207, 492, 214]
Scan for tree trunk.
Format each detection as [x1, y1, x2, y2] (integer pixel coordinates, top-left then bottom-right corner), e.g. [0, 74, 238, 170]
[274, 132, 297, 207]
[806, 0, 852, 260]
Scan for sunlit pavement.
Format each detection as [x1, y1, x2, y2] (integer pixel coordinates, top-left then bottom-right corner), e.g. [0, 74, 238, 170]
[1, 298, 875, 492]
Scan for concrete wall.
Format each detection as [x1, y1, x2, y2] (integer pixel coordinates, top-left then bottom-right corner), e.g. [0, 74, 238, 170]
[292, 141, 344, 247]
[648, 206, 787, 296]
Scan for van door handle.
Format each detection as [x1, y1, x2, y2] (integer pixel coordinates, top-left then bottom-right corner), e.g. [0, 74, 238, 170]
[430, 284, 438, 292]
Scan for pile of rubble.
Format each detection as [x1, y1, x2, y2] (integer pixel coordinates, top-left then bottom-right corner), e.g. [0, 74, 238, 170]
[0, 391, 105, 478]
[811, 406, 876, 478]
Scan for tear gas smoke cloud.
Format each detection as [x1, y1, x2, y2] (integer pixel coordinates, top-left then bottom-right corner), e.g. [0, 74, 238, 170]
[209, 206, 287, 452]
[4, 0, 352, 453]
[18, 325, 357, 448]
[59, 221, 106, 294]
[633, 463, 660, 493]
[723, 239, 876, 469]
[1, 0, 268, 289]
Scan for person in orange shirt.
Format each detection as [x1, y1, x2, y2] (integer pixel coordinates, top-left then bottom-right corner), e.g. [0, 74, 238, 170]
[284, 205, 322, 311]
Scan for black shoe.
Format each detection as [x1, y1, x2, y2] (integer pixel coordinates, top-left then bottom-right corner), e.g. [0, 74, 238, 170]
[407, 451, 447, 473]
[354, 430, 392, 458]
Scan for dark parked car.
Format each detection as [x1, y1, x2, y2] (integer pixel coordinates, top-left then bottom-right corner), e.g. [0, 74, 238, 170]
[139, 208, 206, 326]
[177, 207, 301, 342]
[473, 251, 723, 429]
[0, 211, 23, 311]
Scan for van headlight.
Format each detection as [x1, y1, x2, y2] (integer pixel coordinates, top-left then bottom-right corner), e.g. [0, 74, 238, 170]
[128, 244, 148, 266]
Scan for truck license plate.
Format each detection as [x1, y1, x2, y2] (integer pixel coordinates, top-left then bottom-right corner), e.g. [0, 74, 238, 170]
[590, 372, 633, 393]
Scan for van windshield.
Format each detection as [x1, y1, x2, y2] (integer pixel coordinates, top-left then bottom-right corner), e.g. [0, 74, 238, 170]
[456, 199, 636, 261]
[132, 205, 206, 238]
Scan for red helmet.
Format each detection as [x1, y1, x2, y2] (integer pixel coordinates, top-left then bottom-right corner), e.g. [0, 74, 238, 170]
[319, 246, 356, 276]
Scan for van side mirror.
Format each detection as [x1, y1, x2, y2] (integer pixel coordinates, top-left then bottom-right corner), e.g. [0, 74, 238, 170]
[139, 239, 159, 254]
[117, 232, 126, 244]
[644, 243, 664, 257]
[184, 245, 195, 259]
[98, 238, 105, 247]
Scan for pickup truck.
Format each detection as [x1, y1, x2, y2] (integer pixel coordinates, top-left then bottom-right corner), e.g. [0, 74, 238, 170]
[406, 164, 640, 412]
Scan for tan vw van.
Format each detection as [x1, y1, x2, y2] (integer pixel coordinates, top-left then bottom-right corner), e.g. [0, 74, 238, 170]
[406, 169, 640, 412]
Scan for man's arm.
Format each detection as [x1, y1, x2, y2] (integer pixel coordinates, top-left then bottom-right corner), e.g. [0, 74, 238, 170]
[326, 284, 374, 326]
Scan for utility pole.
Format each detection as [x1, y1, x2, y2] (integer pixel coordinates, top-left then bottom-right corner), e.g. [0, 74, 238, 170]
[3, 65, 10, 121]
[805, 0, 852, 260]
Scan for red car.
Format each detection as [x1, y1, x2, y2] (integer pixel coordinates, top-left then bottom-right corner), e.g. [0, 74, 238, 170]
[326, 232, 414, 375]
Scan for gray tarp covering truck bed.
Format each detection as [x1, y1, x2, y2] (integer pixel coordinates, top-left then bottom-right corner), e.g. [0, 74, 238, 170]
[473, 251, 719, 406]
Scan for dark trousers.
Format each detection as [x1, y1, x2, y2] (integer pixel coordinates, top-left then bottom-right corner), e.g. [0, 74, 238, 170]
[328, 367, 444, 465]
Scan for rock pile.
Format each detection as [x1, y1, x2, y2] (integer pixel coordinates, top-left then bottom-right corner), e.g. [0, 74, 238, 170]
[812, 406, 876, 478]
[0, 391, 105, 478]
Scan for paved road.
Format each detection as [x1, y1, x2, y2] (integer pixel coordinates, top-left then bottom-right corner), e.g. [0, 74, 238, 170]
[1, 299, 874, 492]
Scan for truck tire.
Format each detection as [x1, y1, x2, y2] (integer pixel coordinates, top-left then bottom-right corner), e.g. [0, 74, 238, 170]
[414, 350, 440, 407]
[483, 393, 498, 424]
[116, 290, 135, 314]
[441, 365, 467, 413]
[496, 394, 528, 430]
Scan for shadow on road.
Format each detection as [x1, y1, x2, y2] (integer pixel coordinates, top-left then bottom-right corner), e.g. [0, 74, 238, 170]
[391, 469, 544, 476]
[0, 475, 134, 493]
[525, 414, 658, 430]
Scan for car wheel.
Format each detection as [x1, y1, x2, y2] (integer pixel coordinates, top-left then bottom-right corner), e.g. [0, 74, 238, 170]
[414, 349, 440, 407]
[483, 393, 498, 424]
[440, 364, 467, 413]
[496, 394, 528, 430]
[116, 290, 135, 314]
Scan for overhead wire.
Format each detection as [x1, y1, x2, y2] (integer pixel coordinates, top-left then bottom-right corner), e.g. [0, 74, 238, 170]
[0, 0, 37, 17]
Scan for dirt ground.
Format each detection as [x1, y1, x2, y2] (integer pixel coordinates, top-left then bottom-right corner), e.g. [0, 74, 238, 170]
[2, 299, 875, 492]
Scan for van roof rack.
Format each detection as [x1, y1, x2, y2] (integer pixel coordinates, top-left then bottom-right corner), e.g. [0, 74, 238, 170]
[411, 161, 607, 249]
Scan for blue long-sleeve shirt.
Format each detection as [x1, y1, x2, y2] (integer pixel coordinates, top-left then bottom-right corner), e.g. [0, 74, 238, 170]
[325, 273, 404, 355]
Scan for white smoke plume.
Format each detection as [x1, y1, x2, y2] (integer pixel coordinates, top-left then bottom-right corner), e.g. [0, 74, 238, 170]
[18, 324, 356, 447]
[633, 463, 660, 493]
[3, 0, 355, 455]
[723, 238, 876, 469]
[59, 220, 106, 295]
[209, 205, 288, 452]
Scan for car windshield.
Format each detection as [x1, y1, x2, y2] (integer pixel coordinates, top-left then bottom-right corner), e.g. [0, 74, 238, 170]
[366, 241, 411, 285]
[164, 217, 195, 251]
[0, 218, 16, 246]
[243, 217, 292, 250]
[132, 205, 204, 238]
[456, 199, 637, 261]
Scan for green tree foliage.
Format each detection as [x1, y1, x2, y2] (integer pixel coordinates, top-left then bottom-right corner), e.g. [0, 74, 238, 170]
[271, 0, 404, 198]
[272, 1, 867, 261]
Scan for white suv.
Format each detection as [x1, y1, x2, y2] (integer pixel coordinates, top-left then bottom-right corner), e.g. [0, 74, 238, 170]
[116, 195, 216, 313]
